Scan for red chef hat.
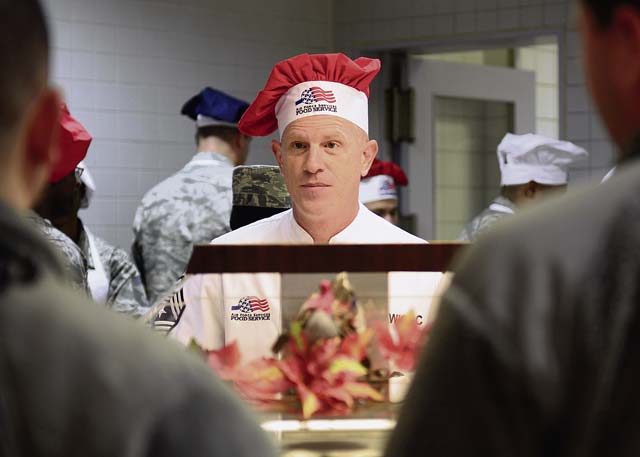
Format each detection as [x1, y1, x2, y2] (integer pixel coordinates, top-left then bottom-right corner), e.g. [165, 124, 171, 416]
[239, 53, 381, 139]
[50, 103, 92, 183]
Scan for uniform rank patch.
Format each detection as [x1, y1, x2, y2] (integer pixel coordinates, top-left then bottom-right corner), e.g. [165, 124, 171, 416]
[150, 282, 186, 334]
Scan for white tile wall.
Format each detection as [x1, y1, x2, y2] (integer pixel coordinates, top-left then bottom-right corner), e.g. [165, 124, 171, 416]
[334, 0, 615, 187]
[42, 0, 332, 250]
[434, 97, 509, 240]
[40, 0, 615, 248]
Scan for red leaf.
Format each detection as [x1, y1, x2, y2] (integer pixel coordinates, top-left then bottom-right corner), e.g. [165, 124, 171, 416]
[374, 311, 429, 372]
[301, 279, 335, 314]
[339, 330, 373, 361]
[207, 341, 242, 380]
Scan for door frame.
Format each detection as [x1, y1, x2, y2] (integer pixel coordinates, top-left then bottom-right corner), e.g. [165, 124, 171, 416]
[407, 58, 536, 239]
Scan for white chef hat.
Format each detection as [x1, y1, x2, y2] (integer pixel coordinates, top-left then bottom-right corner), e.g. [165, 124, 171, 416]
[360, 175, 397, 204]
[359, 159, 408, 204]
[77, 161, 96, 209]
[498, 133, 588, 186]
[238, 53, 381, 140]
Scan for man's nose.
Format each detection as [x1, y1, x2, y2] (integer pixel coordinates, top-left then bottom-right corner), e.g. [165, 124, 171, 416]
[303, 144, 325, 174]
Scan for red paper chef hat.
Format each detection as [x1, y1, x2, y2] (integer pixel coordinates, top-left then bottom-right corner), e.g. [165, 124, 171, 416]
[239, 53, 381, 138]
[50, 103, 92, 183]
[364, 159, 408, 186]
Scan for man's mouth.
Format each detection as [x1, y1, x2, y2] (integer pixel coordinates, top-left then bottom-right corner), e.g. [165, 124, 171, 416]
[301, 183, 330, 188]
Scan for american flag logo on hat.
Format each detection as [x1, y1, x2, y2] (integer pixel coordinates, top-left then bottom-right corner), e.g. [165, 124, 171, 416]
[295, 86, 336, 106]
[231, 296, 270, 313]
[380, 180, 396, 194]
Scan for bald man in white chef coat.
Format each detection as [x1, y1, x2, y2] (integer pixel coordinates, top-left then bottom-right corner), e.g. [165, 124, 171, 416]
[148, 53, 438, 359]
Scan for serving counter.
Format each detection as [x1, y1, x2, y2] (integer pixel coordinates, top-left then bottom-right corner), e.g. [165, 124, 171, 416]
[184, 243, 466, 456]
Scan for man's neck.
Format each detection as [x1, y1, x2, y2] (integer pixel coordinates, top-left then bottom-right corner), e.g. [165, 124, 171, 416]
[197, 138, 237, 165]
[48, 215, 81, 243]
[293, 202, 360, 243]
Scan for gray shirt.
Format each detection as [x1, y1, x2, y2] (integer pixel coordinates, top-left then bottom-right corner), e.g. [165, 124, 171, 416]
[0, 200, 276, 456]
[386, 157, 640, 457]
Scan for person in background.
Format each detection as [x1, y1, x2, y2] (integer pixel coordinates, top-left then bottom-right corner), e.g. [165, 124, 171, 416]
[143, 165, 290, 325]
[359, 158, 408, 225]
[385, 0, 640, 456]
[37, 154, 149, 316]
[230, 165, 291, 230]
[27, 103, 91, 294]
[459, 133, 588, 241]
[132, 87, 252, 305]
[0, 1, 277, 455]
[150, 53, 427, 360]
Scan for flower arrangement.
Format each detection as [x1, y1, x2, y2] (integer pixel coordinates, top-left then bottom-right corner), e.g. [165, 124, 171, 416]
[202, 272, 430, 418]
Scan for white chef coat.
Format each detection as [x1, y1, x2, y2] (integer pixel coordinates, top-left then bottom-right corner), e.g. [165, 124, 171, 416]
[211, 203, 426, 245]
[163, 204, 429, 358]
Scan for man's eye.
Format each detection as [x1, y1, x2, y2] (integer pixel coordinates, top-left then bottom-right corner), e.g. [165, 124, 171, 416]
[292, 142, 306, 149]
[325, 141, 338, 149]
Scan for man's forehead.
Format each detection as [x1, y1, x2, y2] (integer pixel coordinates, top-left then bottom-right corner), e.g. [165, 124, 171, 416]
[366, 198, 397, 210]
[282, 115, 360, 140]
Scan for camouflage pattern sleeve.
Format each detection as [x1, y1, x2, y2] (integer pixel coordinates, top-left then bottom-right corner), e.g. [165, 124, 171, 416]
[26, 213, 89, 294]
[232, 165, 291, 209]
[132, 153, 234, 305]
[94, 235, 150, 318]
[458, 210, 513, 242]
[458, 196, 517, 242]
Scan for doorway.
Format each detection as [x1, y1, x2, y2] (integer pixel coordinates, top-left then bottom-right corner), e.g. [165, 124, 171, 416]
[407, 57, 536, 240]
[434, 97, 514, 240]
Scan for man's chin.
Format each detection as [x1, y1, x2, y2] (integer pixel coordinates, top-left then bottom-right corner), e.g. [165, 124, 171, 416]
[294, 198, 335, 217]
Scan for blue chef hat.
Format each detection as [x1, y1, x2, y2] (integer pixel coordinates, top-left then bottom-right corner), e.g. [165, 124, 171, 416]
[181, 87, 250, 128]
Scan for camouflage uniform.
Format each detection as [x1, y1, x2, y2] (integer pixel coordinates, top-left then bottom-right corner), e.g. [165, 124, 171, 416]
[230, 165, 291, 230]
[146, 165, 291, 333]
[458, 195, 517, 242]
[133, 152, 234, 305]
[232, 165, 291, 208]
[25, 212, 89, 294]
[77, 221, 149, 317]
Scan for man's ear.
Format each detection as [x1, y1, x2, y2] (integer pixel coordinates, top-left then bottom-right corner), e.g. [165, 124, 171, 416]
[233, 131, 244, 150]
[360, 139, 378, 177]
[26, 88, 60, 171]
[610, 6, 640, 90]
[272, 139, 284, 172]
[524, 180, 537, 198]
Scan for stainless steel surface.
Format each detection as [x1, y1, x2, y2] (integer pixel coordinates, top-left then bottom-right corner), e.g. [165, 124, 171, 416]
[261, 401, 402, 457]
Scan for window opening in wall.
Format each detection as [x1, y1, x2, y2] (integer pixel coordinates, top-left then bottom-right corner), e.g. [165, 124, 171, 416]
[410, 37, 559, 239]
[417, 38, 559, 139]
[434, 97, 514, 240]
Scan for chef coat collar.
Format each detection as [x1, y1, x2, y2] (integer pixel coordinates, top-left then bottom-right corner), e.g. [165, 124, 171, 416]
[286, 203, 369, 244]
[491, 195, 518, 214]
